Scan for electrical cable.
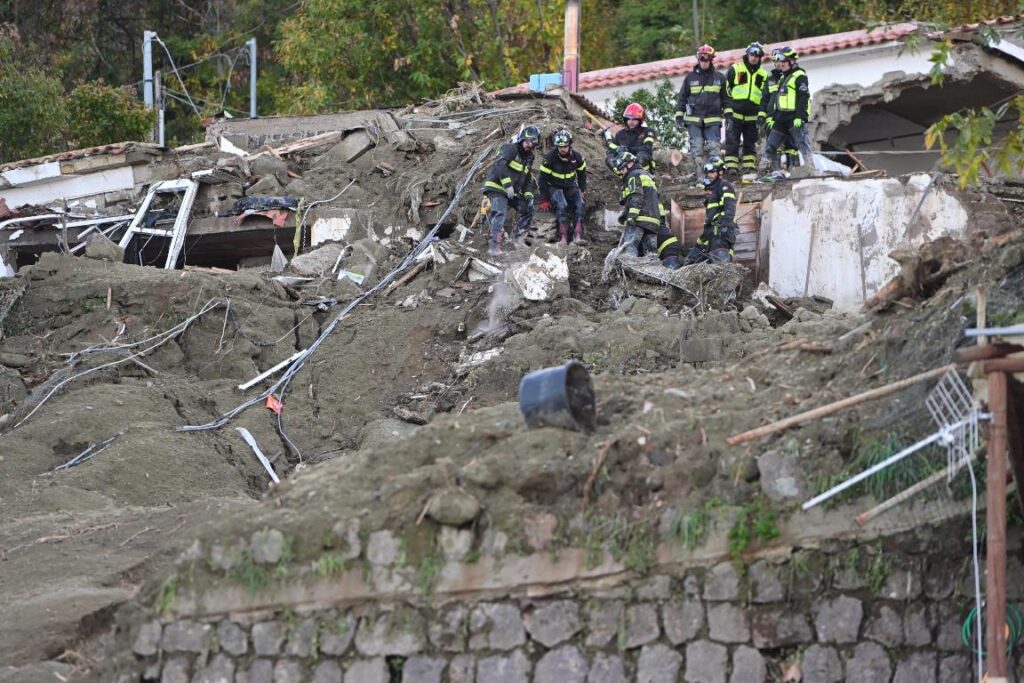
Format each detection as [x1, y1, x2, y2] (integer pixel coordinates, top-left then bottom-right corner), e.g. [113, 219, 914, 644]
[177, 144, 499, 459]
[152, 35, 201, 116]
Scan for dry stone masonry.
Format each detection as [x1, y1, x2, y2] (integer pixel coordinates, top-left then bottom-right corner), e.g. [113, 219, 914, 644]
[124, 541, 1003, 683]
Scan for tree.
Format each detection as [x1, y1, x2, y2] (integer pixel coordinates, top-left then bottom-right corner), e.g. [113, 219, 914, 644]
[65, 80, 154, 148]
[0, 27, 66, 162]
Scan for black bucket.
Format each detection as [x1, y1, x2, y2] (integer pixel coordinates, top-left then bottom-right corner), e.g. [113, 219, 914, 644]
[518, 361, 596, 433]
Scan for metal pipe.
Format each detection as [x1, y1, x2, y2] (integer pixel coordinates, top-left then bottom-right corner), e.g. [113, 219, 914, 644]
[248, 38, 257, 118]
[801, 418, 972, 510]
[143, 30, 155, 109]
[562, 1, 580, 92]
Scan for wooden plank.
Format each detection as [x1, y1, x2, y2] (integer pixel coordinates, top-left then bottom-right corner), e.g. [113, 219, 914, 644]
[1007, 377, 1024, 515]
[726, 364, 957, 445]
[986, 370, 1009, 677]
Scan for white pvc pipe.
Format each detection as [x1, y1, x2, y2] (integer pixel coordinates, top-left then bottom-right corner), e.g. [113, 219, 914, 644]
[801, 418, 969, 511]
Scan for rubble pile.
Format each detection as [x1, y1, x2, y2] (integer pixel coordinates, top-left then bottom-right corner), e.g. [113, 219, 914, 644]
[0, 91, 1021, 681]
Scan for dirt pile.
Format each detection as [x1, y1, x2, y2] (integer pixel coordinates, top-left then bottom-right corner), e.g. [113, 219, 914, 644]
[0, 90, 1022, 681]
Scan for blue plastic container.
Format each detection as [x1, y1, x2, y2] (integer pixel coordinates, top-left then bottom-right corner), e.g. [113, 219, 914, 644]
[518, 361, 596, 433]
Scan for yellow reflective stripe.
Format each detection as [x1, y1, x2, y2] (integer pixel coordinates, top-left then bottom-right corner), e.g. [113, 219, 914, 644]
[658, 236, 679, 255]
[628, 207, 641, 214]
[685, 116, 722, 123]
[732, 112, 759, 121]
[501, 177, 512, 186]
[485, 181, 507, 191]
[691, 85, 722, 93]
[722, 192, 736, 199]
[674, 111, 686, 118]
[541, 167, 577, 180]
[636, 215, 660, 225]
[508, 160, 526, 172]
[607, 141, 619, 150]
[640, 175, 657, 188]
[540, 165, 553, 173]
[578, 161, 587, 170]
[696, 237, 709, 245]
[643, 137, 654, 144]
[707, 201, 722, 208]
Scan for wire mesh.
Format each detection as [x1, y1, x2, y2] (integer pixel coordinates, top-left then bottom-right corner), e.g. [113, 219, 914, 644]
[925, 370, 980, 480]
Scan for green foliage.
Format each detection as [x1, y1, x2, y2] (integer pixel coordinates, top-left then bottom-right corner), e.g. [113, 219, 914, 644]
[727, 499, 780, 559]
[866, 544, 891, 593]
[0, 31, 66, 162]
[65, 80, 154, 148]
[815, 432, 945, 505]
[156, 574, 178, 616]
[610, 80, 686, 149]
[581, 513, 659, 575]
[314, 553, 347, 578]
[927, 95, 1024, 187]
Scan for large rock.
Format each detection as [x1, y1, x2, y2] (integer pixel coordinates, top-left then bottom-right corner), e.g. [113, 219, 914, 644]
[708, 603, 749, 643]
[289, 242, 346, 277]
[637, 643, 682, 683]
[845, 642, 892, 683]
[534, 645, 588, 683]
[814, 596, 862, 644]
[312, 661, 343, 683]
[623, 604, 660, 648]
[893, 651, 937, 683]
[286, 617, 318, 657]
[757, 447, 807, 501]
[703, 563, 741, 601]
[469, 603, 525, 651]
[748, 560, 785, 603]
[251, 621, 285, 655]
[249, 529, 285, 564]
[525, 601, 581, 647]
[355, 607, 427, 656]
[730, 646, 766, 683]
[902, 604, 931, 646]
[662, 599, 704, 645]
[320, 612, 356, 656]
[216, 620, 247, 656]
[192, 654, 234, 683]
[428, 605, 468, 652]
[367, 530, 401, 566]
[476, 650, 531, 683]
[750, 608, 812, 648]
[587, 653, 627, 683]
[161, 619, 212, 653]
[864, 603, 904, 647]
[84, 233, 125, 262]
[402, 656, 446, 683]
[249, 154, 290, 185]
[585, 601, 624, 647]
[132, 621, 161, 656]
[802, 644, 843, 683]
[160, 657, 190, 683]
[938, 655, 971, 683]
[426, 487, 481, 526]
[344, 658, 388, 683]
[684, 640, 727, 683]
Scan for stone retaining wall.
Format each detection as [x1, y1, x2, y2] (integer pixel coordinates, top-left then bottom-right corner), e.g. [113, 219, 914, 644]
[127, 542, 1018, 683]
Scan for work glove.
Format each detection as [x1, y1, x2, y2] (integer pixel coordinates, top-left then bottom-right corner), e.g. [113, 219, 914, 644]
[617, 210, 628, 225]
[674, 116, 684, 131]
[538, 198, 552, 212]
[505, 186, 515, 200]
[523, 192, 534, 207]
[793, 118, 804, 128]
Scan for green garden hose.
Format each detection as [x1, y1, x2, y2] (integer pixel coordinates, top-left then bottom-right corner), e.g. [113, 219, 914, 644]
[962, 604, 1024, 654]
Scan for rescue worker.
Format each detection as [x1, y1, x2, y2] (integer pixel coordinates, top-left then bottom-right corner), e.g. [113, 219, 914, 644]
[762, 46, 814, 173]
[675, 44, 726, 176]
[483, 124, 539, 255]
[538, 128, 588, 245]
[683, 158, 737, 264]
[760, 49, 800, 172]
[605, 102, 655, 172]
[723, 42, 769, 176]
[613, 148, 682, 269]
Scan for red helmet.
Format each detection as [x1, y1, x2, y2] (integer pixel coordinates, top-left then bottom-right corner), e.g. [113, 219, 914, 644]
[697, 44, 716, 60]
[623, 102, 645, 123]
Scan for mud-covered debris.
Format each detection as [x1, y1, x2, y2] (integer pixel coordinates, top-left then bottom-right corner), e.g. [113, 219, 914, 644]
[426, 487, 481, 526]
[508, 248, 569, 301]
[83, 233, 124, 262]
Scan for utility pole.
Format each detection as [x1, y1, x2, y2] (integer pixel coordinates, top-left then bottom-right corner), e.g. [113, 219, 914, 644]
[155, 70, 165, 147]
[143, 30, 156, 110]
[562, 1, 581, 93]
[986, 368, 1009, 681]
[692, 0, 700, 49]
[247, 38, 257, 118]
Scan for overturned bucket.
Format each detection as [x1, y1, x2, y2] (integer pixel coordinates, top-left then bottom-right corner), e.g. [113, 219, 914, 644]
[518, 361, 596, 433]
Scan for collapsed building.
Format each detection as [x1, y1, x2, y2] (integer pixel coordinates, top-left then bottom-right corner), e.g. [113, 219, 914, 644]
[0, 79, 1024, 683]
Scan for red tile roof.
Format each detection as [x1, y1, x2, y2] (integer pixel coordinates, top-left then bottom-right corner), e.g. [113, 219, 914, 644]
[494, 15, 1022, 96]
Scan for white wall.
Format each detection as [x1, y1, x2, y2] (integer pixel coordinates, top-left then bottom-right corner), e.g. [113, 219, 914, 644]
[582, 41, 936, 113]
[0, 166, 135, 208]
[767, 174, 969, 311]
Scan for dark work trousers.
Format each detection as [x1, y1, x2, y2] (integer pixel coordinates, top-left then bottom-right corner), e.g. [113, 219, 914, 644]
[686, 121, 722, 173]
[548, 186, 584, 227]
[724, 118, 759, 172]
[486, 192, 534, 241]
[764, 123, 813, 171]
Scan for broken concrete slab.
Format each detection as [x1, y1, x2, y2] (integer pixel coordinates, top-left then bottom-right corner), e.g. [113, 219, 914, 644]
[83, 234, 124, 262]
[508, 247, 569, 301]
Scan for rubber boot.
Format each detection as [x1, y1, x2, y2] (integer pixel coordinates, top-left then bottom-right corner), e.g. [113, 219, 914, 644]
[488, 231, 503, 257]
[557, 223, 569, 246]
[572, 221, 586, 245]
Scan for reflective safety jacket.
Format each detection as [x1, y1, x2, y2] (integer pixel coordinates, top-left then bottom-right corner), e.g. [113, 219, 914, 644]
[538, 148, 587, 195]
[774, 67, 810, 123]
[675, 66, 726, 124]
[621, 166, 663, 232]
[484, 142, 535, 197]
[760, 68, 782, 119]
[607, 125, 655, 170]
[725, 58, 769, 121]
[699, 178, 737, 247]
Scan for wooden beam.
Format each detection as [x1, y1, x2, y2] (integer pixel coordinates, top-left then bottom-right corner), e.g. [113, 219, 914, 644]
[986, 370, 1009, 678]
[726, 364, 957, 446]
[983, 358, 1024, 374]
[953, 344, 1024, 363]
[1007, 377, 1024, 515]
